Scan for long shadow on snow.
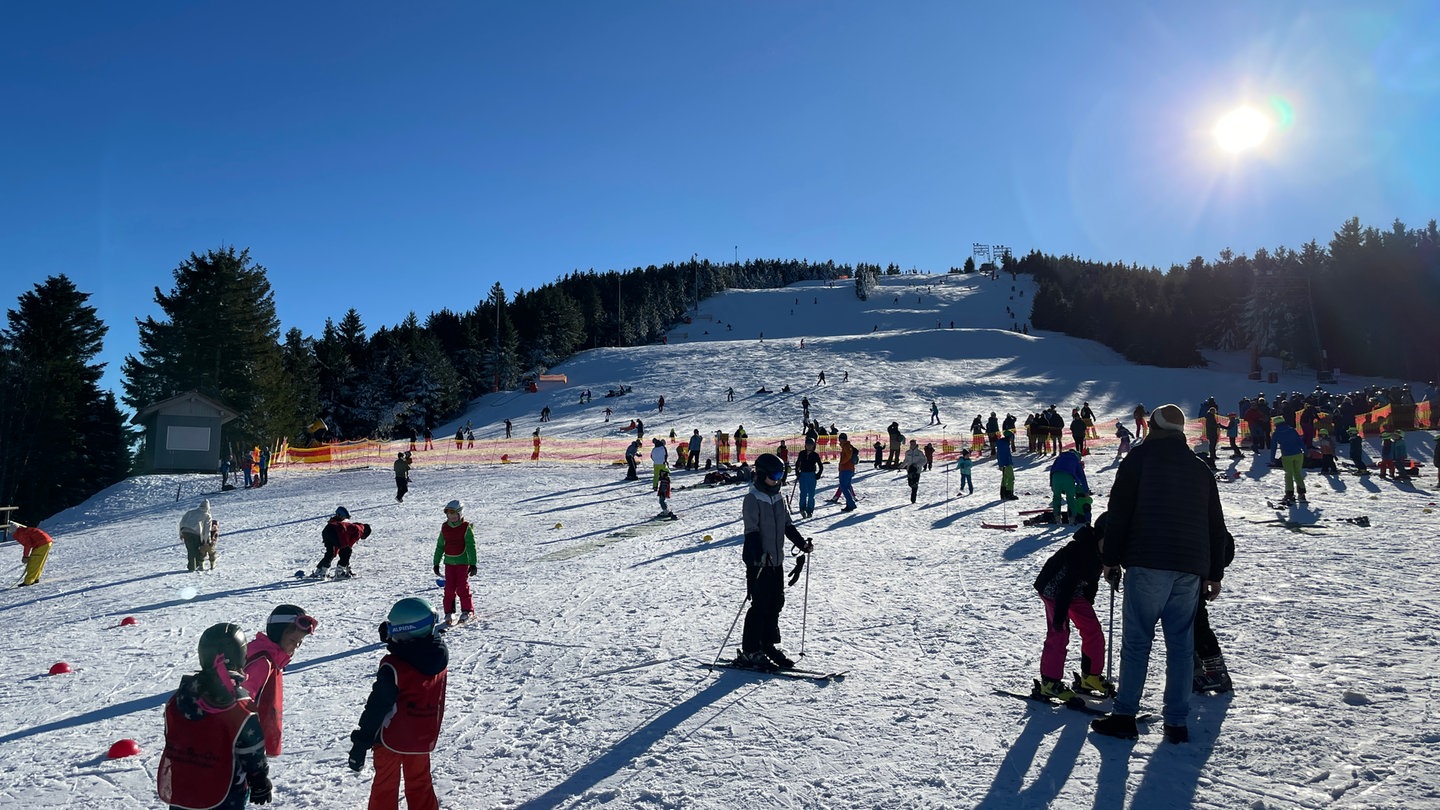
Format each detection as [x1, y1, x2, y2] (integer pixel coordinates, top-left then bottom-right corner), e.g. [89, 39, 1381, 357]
[514, 479, 633, 504]
[0, 690, 169, 745]
[103, 579, 317, 618]
[1128, 693, 1231, 806]
[0, 572, 168, 614]
[929, 502, 990, 529]
[1002, 528, 1068, 561]
[513, 674, 757, 809]
[974, 706, 1089, 809]
[630, 533, 742, 568]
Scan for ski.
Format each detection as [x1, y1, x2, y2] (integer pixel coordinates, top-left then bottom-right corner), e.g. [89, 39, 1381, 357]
[702, 662, 847, 682]
[993, 687, 1154, 722]
[980, 522, 1017, 531]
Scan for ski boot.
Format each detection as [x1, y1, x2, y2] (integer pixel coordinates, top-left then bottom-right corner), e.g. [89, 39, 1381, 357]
[458, 611, 475, 624]
[334, 565, 353, 579]
[1278, 493, 1296, 506]
[444, 613, 455, 627]
[310, 565, 330, 579]
[734, 649, 777, 672]
[762, 646, 796, 670]
[1073, 671, 1116, 697]
[1036, 677, 1076, 702]
[1193, 653, 1233, 693]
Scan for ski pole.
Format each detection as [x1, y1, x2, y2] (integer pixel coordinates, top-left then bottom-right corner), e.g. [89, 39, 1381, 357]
[1106, 583, 1117, 687]
[712, 585, 751, 665]
[799, 546, 811, 660]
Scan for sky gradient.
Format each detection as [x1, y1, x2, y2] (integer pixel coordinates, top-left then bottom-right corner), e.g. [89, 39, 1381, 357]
[3, 1, 1437, 396]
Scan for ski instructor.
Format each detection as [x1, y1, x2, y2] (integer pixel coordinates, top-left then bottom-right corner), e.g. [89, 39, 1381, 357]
[736, 453, 814, 671]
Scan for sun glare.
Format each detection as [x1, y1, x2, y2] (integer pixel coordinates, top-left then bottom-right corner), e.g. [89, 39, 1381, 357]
[1214, 106, 1271, 153]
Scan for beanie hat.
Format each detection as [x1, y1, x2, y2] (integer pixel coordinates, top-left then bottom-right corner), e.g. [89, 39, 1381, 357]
[334, 506, 350, 519]
[1149, 404, 1186, 432]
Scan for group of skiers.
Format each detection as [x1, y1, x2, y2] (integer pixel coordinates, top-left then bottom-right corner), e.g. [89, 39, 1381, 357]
[159, 497, 483, 809]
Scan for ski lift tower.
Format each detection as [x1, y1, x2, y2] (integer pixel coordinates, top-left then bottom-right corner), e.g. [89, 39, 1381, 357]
[972, 243, 992, 275]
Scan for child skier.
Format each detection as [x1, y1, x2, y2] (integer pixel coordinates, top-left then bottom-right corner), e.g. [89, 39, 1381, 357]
[735, 454, 814, 670]
[348, 598, 449, 810]
[1032, 516, 1113, 701]
[1114, 421, 1133, 459]
[432, 500, 478, 626]
[311, 507, 372, 579]
[9, 521, 53, 586]
[158, 623, 272, 808]
[1048, 449, 1089, 523]
[199, 518, 220, 571]
[903, 439, 926, 503]
[242, 605, 318, 757]
[956, 450, 974, 495]
[657, 469, 675, 518]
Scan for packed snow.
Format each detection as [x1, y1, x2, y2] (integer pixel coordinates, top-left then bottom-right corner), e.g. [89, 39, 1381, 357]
[2, 273, 1437, 809]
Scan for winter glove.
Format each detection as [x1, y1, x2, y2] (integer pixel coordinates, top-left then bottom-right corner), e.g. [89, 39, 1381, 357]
[1103, 565, 1122, 590]
[433, 563, 441, 577]
[248, 776, 273, 804]
[360, 523, 373, 539]
[797, 537, 814, 553]
[468, 564, 477, 576]
[347, 730, 369, 772]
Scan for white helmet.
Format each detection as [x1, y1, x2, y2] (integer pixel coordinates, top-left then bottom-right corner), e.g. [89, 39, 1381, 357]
[444, 499, 464, 513]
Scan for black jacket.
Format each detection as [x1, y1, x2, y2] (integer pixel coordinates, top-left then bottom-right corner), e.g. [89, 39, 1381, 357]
[1103, 428, 1229, 581]
[1034, 526, 1102, 628]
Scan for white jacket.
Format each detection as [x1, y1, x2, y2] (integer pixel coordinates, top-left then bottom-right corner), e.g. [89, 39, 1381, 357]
[179, 500, 211, 537]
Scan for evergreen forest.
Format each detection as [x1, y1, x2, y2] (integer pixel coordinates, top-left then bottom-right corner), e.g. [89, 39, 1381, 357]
[1, 216, 1437, 523]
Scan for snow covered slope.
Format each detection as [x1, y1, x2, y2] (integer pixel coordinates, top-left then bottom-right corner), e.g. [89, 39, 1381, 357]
[2, 273, 1437, 809]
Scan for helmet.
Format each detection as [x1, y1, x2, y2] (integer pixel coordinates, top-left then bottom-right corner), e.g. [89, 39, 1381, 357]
[387, 597, 439, 640]
[754, 453, 785, 485]
[198, 622, 247, 674]
[334, 506, 350, 519]
[444, 499, 463, 513]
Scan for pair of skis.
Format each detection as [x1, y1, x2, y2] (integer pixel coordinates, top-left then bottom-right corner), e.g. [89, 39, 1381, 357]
[702, 657, 847, 682]
[993, 679, 1154, 722]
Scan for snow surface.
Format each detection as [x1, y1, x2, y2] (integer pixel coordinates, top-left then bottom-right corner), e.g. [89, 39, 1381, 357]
[3, 273, 1438, 809]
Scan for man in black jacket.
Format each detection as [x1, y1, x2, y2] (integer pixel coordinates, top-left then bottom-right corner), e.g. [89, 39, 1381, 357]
[1091, 403, 1230, 744]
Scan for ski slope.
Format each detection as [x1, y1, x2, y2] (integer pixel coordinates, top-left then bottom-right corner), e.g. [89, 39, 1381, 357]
[2, 273, 1437, 809]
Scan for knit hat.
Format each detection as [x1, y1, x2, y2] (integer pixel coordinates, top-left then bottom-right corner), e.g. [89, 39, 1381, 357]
[1149, 404, 1186, 432]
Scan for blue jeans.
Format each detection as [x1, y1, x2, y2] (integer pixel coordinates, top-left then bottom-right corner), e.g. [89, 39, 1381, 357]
[1115, 567, 1200, 726]
[798, 472, 817, 513]
[837, 469, 856, 508]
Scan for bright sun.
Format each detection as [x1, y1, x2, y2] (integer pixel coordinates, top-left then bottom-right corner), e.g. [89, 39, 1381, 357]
[1213, 106, 1271, 153]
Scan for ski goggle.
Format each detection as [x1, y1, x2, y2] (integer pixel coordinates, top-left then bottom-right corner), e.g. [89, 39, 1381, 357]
[293, 615, 319, 634]
[765, 470, 784, 484]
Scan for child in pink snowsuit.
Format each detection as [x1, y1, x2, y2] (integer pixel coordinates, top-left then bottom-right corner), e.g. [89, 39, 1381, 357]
[1032, 515, 1110, 697]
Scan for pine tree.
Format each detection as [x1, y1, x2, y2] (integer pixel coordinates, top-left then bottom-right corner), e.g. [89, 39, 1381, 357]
[120, 247, 291, 455]
[0, 275, 130, 523]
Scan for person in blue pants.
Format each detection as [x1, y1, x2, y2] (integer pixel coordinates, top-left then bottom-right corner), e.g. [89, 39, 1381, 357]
[794, 437, 824, 519]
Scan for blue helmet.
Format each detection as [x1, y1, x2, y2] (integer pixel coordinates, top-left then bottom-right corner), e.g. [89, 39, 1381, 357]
[386, 597, 439, 640]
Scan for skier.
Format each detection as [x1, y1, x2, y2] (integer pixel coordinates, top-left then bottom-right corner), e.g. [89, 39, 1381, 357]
[433, 500, 478, 626]
[1032, 514, 1113, 701]
[794, 437, 824, 518]
[650, 437, 669, 490]
[657, 395, 665, 414]
[872, 440, 884, 469]
[157, 623, 272, 808]
[394, 452, 411, 503]
[923, 442, 935, 471]
[657, 469, 674, 518]
[687, 429, 703, 470]
[1081, 401, 1098, 439]
[1226, 413, 1243, 458]
[734, 453, 814, 670]
[625, 438, 640, 481]
[997, 431, 1017, 500]
[956, 450, 974, 496]
[9, 521, 53, 586]
[837, 433, 859, 512]
[1270, 417, 1307, 503]
[504, 418, 512, 439]
[1193, 529, 1236, 694]
[887, 422, 905, 468]
[178, 499, 213, 573]
[1203, 407, 1221, 468]
[735, 425, 748, 462]
[1346, 424, 1370, 474]
[1133, 404, 1148, 442]
[242, 605, 318, 757]
[904, 439, 926, 503]
[1048, 449, 1089, 524]
[199, 518, 219, 571]
[930, 400, 941, 426]
[1115, 421, 1133, 459]
[311, 507, 372, 579]
[775, 440, 790, 483]
[348, 598, 448, 810]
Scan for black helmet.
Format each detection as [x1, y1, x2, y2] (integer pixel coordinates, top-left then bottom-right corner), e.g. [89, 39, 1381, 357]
[754, 453, 785, 485]
[198, 622, 247, 674]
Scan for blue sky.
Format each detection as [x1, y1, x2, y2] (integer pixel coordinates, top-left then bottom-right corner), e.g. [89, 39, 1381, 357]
[3, 1, 1437, 396]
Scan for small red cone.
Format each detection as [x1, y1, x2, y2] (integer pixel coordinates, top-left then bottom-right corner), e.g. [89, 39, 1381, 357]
[107, 739, 141, 759]
[119, 616, 137, 627]
[48, 662, 72, 675]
